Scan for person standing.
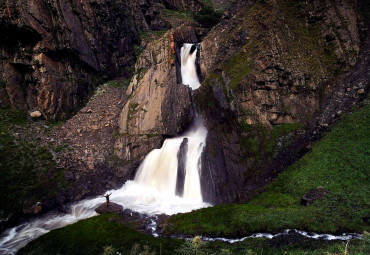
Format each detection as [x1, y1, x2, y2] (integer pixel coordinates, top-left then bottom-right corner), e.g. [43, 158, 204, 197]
[103, 193, 112, 208]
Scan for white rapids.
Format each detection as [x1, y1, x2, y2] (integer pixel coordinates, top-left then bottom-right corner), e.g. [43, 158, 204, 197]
[180, 43, 201, 90]
[0, 118, 209, 255]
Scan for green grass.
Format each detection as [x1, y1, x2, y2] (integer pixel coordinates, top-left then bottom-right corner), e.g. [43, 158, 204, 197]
[105, 79, 130, 89]
[166, 103, 370, 236]
[17, 214, 184, 255]
[0, 108, 66, 219]
[17, 214, 370, 255]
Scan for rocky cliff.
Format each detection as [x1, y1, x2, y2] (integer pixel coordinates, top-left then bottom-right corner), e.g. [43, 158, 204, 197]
[0, 0, 200, 119]
[196, 0, 369, 203]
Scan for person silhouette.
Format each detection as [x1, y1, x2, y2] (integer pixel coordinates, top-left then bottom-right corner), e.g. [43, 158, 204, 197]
[103, 193, 112, 208]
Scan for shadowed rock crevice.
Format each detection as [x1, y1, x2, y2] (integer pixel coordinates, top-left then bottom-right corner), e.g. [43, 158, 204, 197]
[176, 138, 188, 197]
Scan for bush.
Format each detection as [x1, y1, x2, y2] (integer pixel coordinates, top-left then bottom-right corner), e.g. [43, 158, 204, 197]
[193, 6, 222, 28]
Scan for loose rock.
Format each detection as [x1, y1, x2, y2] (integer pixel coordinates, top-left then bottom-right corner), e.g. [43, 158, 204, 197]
[301, 186, 328, 206]
[30, 111, 42, 118]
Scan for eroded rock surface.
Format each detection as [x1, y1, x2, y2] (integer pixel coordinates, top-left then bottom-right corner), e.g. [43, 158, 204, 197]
[195, 0, 369, 203]
[0, 0, 200, 120]
[115, 27, 197, 162]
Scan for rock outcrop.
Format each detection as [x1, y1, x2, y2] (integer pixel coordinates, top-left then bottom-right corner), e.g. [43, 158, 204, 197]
[115, 26, 198, 162]
[301, 186, 328, 206]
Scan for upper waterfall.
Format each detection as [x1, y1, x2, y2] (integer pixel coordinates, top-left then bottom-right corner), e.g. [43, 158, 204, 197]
[180, 43, 201, 90]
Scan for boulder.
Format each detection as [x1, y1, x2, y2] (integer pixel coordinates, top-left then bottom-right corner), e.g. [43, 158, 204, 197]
[301, 186, 328, 206]
[95, 202, 123, 214]
[30, 110, 42, 118]
[23, 202, 42, 215]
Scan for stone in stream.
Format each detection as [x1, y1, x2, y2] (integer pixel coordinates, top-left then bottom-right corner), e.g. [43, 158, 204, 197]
[301, 186, 328, 206]
[95, 202, 123, 214]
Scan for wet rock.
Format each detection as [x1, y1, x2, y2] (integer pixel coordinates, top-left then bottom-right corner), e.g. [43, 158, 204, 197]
[23, 202, 42, 215]
[95, 202, 123, 214]
[301, 186, 328, 206]
[176, 138, 188, 197]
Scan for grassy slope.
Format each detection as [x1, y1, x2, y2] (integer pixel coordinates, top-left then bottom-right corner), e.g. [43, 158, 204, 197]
[166, 102, 370, 236]
[0, 108, 66, 219]
[17, 102, 370, 255]
[17, 214, 369, 255]
[17, 214, 184, 255]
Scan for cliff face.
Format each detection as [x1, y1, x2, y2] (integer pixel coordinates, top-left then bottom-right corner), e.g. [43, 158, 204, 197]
[114, 26, 198, 163]
[0, 0, 200, 119]
[196, 0, 369, 203]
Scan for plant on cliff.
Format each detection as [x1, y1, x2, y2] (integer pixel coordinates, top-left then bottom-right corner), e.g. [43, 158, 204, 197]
[193, 6, 222, 28]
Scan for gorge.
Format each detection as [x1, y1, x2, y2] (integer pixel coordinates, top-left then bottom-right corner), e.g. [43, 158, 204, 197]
[0, 0, 369, 254]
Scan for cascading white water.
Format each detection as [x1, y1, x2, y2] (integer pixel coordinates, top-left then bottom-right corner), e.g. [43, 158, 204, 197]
[135, 117, 207, 202]
[0, 42, 208, 255]
[180, 43, 201, 90]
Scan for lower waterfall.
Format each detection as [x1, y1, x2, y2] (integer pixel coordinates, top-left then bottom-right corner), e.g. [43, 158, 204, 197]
[0, 118, 209, 255]
[136, 117, 207, 202]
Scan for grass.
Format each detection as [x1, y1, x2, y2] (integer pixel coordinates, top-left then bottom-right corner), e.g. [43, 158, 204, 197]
[0, 108, 66, 220]
[165, 103, 370, 236]
[17, 214, 184, 255]
[105, 79, 130, 89]
[17, 214, 370, 255]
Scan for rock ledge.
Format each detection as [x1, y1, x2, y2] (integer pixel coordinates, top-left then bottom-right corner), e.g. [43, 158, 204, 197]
[95, 202, 123, 214]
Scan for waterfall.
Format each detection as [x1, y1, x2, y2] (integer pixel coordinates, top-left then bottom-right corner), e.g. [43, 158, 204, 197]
[180, 43, 201, 90]
[135, 117, 207, 202]
[0, 42, 208, 255]
[0, 119, 209, 254]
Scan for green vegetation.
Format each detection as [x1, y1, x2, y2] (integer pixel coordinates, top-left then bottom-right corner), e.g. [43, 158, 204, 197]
[17, 214, 184, 255]
[133, 44, 144, 58]
[219, 0, 346, 92]
[0, 108, 66, 219]
[160, 9, 194, 28]
[140, 30, 169, 43]
[106, 79, 130, 89]
[193, 6, 222, 28]
[18, 214, 370, 255]
[240, 122, 303, 171]
[223, 51, 253, 90]
[166, 103, 370, 236]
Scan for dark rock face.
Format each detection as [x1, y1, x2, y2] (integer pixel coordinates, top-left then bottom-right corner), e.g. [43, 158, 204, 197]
[195, 0, 369, 204]
[0, 0, 200, 120]
[176, 138, 188, 197]
[301, 186, 328, 206]
[95, 202, 123, 214]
